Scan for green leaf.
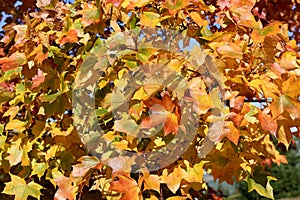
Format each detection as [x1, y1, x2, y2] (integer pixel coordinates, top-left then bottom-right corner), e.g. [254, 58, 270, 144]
[95, 108, 107, 117]
[0, 67, 22, 82]
[113, 118, 140, 136]
[140, 12, 160, 27]
[244, 104, 259, 124]
[40, 91, 62, 103]
[3, 173, 43, 200]
[245, 175, 276, 199]
[15, 83, 25, 96]
[0, 135, 6, 150]
[0, 123, 4, 134]
[31, 162, 48, 180]
[184, 160, 205, 183]
[79, 4, 100, 28]
[136, 48, 156, 63]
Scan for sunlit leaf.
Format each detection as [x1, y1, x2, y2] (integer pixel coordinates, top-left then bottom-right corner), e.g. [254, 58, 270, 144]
[0, 52, 27, 71]
[6, 119, 28, 132]
[142, 174, 160, 192]
[59, 29, 79, 45]
[109, 172, 141, 200]
[252, 21, 282, 43]
[72, 156, 102, 177]
[79, 4, 100, 28]
[31, 162, 48, 180]
[161, 166, 187, 193]
[140, 12, 160, 27]
[54, 176, 78, 200]
[3, 173, 43, 200]
[189, 12, 208, 27]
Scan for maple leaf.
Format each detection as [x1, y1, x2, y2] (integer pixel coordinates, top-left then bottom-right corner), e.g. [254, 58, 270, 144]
[0, 52, 27, 71]
[141, 93, 180, 135]
[189, 12, 208, 27]
[163, 112, 179, 134]
[227, 112, 244, 127]
[121, 0, 151, 9]
[0, 48, 5, 56]
[160, 167, 187, 193]
[183, 161, 205, 183]
[13, 25, 27, 45]
[142, 174, 160, 193]
[54, 176, 78, 200]
[59, 29, 79, 45]
[161, 0, 189, 14]
[230, 95, 245, 113]
[245, 175, 276, 199]
[270, 95, 300, 120]
[31, 162, 48, 180]
[106, 0, 123, 8]
[107, 156, 136, 172]
[36, 0, 51, 8]
[282, 75, 300, 100]
[6, 138, 23, 166]
[258, 110, 278, 136]
[109, 172, 141, 200]
[221, 121, 241, 145]
[0, 82, 15, 92]
[187, 77, 212, 115]
[252, 21, 282, 43]
[31, 69, 45, 89]
[217, 43, 243, 59]
[252, 7, 266, 19]
[78, 3, 100, 28]
[28, 44, 48, 65]
[140, 12, 161, 27]
[3, 174, 43, 200]
[229, 0, 261, 29]
[113, 118, 140, 137]
[72, 156, 103, 177]
[277, 125, 292, 150]
[140, 104, 167, 128]
[35, 51, 48, 65]
[270, 62, 286, 77]
[205, 142, 242, 184]
[217, 0, 230, 9]
[0, 0, 299, 198]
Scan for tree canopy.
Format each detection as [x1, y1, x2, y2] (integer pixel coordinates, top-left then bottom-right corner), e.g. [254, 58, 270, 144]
[0, 0, 300, 199]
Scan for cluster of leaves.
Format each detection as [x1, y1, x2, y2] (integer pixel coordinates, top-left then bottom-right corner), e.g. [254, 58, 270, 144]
[202, 0, 300, 45]
[0, 0, 299, 199]
[238, 141, 300, 199]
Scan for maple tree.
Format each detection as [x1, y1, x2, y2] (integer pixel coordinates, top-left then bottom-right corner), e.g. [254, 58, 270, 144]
[0, 0, 300, 200]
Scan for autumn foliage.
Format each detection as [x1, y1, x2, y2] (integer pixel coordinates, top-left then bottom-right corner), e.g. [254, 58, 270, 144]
[0, 0, 300, 199]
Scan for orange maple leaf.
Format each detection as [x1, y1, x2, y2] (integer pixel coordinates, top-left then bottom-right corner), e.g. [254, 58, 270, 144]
[141, 92, 181, 135]
[0, 52, 26, 71]
[109, 172, 142, 200]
